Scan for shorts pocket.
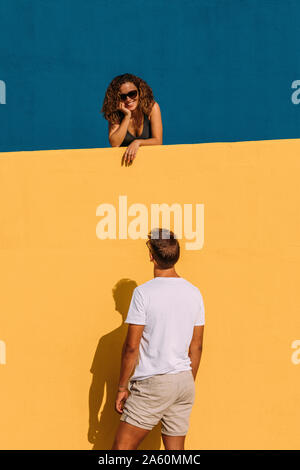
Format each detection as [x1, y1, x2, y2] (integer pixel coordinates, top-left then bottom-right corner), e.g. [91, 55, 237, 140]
[149, 380, 170, 404]
[183, 375, 195, 404]
[130, 379, 152, 398]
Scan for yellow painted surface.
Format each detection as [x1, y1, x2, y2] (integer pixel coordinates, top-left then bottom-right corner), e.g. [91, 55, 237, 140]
[0, 140, 300, 449]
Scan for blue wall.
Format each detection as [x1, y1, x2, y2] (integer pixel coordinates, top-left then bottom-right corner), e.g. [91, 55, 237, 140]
[1, 0, 300, 152]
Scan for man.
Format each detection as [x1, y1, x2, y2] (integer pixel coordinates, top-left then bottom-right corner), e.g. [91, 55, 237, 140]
[112, 228, 205, 450]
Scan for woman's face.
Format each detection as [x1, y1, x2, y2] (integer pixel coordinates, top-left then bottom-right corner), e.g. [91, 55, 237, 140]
[119, 82, 139, 112]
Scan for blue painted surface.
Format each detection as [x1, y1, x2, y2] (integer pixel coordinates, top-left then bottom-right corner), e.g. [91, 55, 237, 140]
[0, 0, 300, 152]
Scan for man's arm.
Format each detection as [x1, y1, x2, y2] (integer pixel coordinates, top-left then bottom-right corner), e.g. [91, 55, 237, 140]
[118, 324, 144, 390]
[188, 325, 204, 380]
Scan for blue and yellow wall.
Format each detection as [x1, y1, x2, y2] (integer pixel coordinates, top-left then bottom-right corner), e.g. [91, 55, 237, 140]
[1, 0, 300, 450]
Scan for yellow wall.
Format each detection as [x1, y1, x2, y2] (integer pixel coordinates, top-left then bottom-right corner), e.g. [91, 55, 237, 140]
[0, 140, 300, 450]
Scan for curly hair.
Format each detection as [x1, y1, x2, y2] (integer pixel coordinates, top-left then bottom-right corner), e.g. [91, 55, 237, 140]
[101, 73, 155, 131]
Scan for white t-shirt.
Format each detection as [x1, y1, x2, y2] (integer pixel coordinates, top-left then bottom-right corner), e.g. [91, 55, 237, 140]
[124, 276, 205, 381]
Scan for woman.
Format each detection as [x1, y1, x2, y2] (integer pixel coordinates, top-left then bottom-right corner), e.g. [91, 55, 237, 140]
[101, 73, 163, 164]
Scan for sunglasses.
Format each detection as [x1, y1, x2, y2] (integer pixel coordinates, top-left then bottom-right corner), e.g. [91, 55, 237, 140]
[119, 90, 138, 102]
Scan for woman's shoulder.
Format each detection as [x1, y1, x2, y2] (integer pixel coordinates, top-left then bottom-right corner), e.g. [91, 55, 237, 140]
[147, 101, 160, 119]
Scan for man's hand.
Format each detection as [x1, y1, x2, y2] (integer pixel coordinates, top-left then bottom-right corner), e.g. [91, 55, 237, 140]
[122, 140, 141, 166]
[115, 389, 129, 414]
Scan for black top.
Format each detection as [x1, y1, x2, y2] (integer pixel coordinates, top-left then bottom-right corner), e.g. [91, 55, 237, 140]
[120, 113, 151, 147]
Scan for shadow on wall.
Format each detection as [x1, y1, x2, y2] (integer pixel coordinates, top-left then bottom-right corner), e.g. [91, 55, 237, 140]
[88, 278, 162, 450]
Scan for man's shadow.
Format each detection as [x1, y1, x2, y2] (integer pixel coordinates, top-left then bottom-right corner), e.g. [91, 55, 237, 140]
[88, 278, 162, 450]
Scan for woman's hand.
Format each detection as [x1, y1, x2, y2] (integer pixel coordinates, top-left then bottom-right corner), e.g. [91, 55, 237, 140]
[115, 389, 129, 414]
[122, 140, 141, 166]
[118, 101, 131, 118]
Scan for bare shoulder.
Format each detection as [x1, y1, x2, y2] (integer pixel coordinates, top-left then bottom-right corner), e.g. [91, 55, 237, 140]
[148, 101, 161, 119]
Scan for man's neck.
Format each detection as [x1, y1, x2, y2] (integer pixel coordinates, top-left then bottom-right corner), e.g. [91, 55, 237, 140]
[153, 267, 180, 278]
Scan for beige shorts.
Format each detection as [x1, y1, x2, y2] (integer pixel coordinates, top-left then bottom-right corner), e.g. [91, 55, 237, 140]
[120, 370, 195, 436]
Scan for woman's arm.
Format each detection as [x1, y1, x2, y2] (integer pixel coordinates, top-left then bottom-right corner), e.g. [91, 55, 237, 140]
[108, 103, 131, 147]
[122, 102, 163, 165]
